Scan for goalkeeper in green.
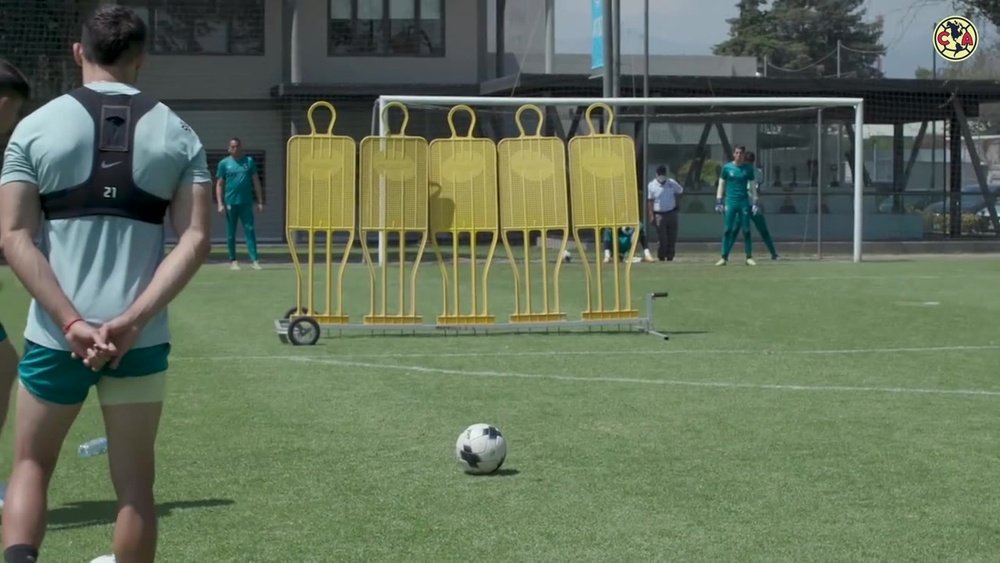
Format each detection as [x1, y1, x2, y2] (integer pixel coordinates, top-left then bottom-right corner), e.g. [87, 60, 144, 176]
[746, 151, 779, 260]
[714, 145, 758, 266]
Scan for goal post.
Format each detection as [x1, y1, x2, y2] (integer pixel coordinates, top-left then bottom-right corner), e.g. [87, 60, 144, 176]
[374, 95, 866, 264]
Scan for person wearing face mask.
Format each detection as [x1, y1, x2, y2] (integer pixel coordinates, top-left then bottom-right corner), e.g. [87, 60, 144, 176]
[646, 165, 683, 262]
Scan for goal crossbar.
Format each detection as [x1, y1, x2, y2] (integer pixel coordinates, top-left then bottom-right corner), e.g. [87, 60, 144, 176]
[374, 95, 866, 264]
[378, 95, 864, 109]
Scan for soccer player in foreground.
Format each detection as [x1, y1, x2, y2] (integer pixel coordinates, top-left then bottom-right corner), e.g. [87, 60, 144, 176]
[0, 58, 32, 509]
[715, 145, 759, 266]
[0, 5, 211, 562]
[745, 151, 780, 260]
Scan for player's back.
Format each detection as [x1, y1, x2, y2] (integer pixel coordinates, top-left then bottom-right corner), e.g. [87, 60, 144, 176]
[0, 81, 208, 351]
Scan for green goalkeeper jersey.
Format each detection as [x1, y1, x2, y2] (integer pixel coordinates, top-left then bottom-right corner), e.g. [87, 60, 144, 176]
[720, 162, 755, 206]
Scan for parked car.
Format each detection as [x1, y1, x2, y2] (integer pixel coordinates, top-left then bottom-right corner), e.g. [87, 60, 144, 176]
[923, 183, 999, 215]
[922, 184, 1000, 234]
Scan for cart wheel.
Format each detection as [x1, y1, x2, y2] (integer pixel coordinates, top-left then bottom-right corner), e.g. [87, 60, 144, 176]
[288, 317, 320, 346]
[284, 306, 311, 319]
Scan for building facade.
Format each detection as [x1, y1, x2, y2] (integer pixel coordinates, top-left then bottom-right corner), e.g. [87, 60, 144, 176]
[116, 0, 758, 243]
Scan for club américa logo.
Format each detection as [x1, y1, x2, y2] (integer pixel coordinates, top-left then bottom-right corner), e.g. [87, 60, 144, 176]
[935, 16, 978, 62]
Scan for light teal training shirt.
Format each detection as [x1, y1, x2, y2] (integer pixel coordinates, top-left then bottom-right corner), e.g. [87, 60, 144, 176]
[0, 82, 210, 351]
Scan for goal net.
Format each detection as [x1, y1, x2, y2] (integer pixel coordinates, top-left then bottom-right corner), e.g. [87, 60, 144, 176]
[369, 95, 866, 263]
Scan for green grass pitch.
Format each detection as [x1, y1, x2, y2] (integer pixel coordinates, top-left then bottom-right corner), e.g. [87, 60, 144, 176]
[0, 254, 998, 561]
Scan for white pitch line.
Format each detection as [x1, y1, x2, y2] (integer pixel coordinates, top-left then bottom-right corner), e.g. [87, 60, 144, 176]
[283, 356, 1000, 398]
[792, 274, 942, 281]
[172, 344, 1000, 363]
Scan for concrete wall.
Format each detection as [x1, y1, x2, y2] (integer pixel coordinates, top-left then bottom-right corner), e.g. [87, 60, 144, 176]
[172, 109, 286, 243]
[661, 209, 926, 242]
[295, 0, 485, 85]
[130, 0, 285, 100]
[498, 53, 759, 78]
[133, 0, 488, 95]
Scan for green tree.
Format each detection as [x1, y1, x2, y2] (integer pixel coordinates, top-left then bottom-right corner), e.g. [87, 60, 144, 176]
[954, 0, 1000, 27]
[713, 0, 885, 78]
[916, 41, 1000, 133]
[713, 0, 784, 61]
[916, 40, 1000, 80]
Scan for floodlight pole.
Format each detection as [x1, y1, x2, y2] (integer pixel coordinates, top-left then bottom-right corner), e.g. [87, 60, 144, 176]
[544, 0, 554, 74]
[853, 100, 864, 263]
[642, 0, 650, 238]
[612, 0, 621, 100]
[612, 0, 622, 134]
[931, 26, 937, 190]
[602, 0, 613, 100]
[836, 40, 842, 188]
[642, 0, 649, 100]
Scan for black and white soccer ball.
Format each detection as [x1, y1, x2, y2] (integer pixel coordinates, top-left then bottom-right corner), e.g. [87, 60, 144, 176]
[455, 423, 507, 475]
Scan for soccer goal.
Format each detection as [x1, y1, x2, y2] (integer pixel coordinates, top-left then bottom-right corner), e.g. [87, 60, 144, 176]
[277, 95, 865, 344]
[370, 95, 866, 264]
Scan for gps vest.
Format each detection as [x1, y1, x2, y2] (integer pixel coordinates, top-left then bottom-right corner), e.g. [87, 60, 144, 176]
[38, 87, 171, 225]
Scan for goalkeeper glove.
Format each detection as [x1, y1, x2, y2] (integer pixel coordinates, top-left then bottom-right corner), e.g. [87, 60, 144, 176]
[751, 203, 760, 216]
[714, 199, 725, 214]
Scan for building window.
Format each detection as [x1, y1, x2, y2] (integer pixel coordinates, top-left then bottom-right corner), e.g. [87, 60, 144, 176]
[329, 0, 444, 57]
[208, 149, 267, 204]
[126, 0, 265, 56]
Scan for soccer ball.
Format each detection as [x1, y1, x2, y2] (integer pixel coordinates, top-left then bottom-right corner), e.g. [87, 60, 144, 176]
[455, 423, 507, 475]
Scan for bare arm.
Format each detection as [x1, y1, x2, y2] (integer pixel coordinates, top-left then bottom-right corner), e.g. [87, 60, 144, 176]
[117, 181, 212, 328]
[215, 178, 224, 208]
[716, 177, 725, 201]
[0, 182, 82, 328]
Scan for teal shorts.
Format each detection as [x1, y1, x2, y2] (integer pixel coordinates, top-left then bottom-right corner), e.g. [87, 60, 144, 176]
[0, 321, 7, 342]
[19, 339, 170, 405]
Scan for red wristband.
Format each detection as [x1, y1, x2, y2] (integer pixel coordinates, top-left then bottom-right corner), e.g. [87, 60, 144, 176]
[63, 318, 83, 333]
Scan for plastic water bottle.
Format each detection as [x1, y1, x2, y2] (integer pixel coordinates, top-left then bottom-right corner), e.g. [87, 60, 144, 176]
[78, 437, 108, 458]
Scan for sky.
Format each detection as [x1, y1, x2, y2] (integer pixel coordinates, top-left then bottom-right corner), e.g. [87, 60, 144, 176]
[545, 0, 992, 79]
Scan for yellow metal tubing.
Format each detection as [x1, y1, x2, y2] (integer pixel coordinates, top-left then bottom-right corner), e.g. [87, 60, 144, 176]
[568, 103, 640, 321]
[284, 100, 356, 324]
[428, 104, 499, 324]
[359, 101, 428, 325]
[496, 104, 570, 323]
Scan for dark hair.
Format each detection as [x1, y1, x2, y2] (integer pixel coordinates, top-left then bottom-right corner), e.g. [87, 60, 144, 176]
[746, 151, 756, 162]
[81, 5, 147, 66]
[734, 144, 746, 152]
[656, 165, 667, 175]
[0, 59, 30, 100]
[229, 137, 242, 145]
